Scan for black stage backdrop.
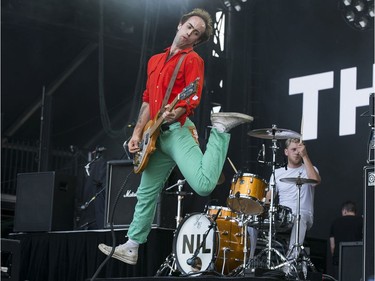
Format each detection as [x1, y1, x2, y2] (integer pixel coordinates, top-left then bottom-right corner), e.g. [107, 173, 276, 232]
[216, 0, 374, 241]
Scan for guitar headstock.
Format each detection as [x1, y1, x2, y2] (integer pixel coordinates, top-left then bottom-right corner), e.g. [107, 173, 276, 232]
[178, 77, 200, 100]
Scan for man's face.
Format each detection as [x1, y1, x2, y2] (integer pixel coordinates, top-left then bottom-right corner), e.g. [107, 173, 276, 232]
[175, 16, 206, 48]
[284, 142, 302, 166]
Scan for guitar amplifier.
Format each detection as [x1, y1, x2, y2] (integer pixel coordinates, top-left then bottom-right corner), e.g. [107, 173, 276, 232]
[363, 165, 374, 281]
[104, 160, 176, 230]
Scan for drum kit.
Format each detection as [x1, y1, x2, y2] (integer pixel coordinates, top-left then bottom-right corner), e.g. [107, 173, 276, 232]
[156, 125, 317, 279]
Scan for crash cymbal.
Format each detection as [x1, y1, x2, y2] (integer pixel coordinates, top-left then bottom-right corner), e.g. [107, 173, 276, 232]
[248, 127, 301, 140]
[280, 177, 318, 185]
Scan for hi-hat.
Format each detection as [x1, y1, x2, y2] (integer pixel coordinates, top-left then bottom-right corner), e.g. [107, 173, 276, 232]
[248, 127, 301, 140]
[280, 177, 318, 185]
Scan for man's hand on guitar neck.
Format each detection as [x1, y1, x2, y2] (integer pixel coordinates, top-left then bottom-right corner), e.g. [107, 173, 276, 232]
[162, 105, 186, 124]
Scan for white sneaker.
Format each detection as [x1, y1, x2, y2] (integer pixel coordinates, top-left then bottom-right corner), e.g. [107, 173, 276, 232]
[98, 243, 138, 265]
[211, 112, 254, 133]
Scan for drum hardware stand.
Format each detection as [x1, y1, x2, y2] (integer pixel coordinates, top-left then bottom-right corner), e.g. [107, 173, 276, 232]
[246, 125, 303, 273]
[275, 176, 317, 280]
[254, 125, 288, 270]
[227, 212, 261, 277]
[155, 179, 193, 276]
[237, 214, 252, 275]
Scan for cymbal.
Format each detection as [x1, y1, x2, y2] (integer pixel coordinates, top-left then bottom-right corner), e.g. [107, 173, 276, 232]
[248, 127, 301, 140]
[280, 177, 318, 185]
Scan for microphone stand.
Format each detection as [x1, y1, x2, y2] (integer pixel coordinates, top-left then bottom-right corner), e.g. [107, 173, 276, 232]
[84, 150, 104, 176]
[80, 185, 106, 210]
[186, 208, 221, 272]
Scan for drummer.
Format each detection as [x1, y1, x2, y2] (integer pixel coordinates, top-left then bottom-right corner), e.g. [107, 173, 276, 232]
[266, 138, 321, 263]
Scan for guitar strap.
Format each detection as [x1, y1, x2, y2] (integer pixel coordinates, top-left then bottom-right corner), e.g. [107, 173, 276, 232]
[160, 53, 187, 114]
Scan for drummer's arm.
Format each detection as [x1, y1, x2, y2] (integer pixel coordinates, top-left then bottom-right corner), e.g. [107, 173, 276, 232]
[299, 143, 321, 184]
[303, 155, 321, 184]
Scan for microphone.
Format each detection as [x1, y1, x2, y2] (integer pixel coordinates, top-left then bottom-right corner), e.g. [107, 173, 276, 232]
[80, 202, 89, 210]
[187, 257, 197, 266]
[92, 146, 107, 153]
[80, 199, 92, 210]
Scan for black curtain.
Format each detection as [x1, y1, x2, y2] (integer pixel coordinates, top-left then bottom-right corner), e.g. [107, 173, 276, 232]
[11, 229, 174, 281]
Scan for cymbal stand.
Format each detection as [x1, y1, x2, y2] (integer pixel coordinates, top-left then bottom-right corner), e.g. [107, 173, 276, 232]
[276, 177, 316, 279]
[155, 179, 193, 276]
[255, 125, 288, 269]
[167, 179, 187, 228]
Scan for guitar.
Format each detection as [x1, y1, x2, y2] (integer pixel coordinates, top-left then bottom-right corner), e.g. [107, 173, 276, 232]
[133, 77, 199, 174]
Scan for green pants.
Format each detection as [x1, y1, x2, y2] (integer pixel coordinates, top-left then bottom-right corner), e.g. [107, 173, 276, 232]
[127, 118, 230, 244]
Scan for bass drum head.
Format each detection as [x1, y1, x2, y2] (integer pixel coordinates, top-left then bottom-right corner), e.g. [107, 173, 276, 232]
[173, 213, 217, 275]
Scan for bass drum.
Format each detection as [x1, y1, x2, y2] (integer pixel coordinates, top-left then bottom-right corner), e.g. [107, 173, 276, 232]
[173, 213, 247, 275]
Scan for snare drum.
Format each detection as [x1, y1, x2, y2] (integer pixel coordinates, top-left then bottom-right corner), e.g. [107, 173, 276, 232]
[173, 213, 247, 275]
[206, 206, 236, 221]
[252, 205, 294, 232]
[227, 173, 267, 215]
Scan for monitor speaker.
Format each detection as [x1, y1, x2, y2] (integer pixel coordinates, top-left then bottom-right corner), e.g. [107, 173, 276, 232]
[1, 239, 20, 281]
[104, 160, 176, 229]
[14, 172, 76, 232]
[339, 241, 363, 281]
[363, 166, 374, 281]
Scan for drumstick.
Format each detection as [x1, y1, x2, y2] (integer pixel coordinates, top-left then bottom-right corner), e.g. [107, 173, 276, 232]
[227, 157, 238, 174]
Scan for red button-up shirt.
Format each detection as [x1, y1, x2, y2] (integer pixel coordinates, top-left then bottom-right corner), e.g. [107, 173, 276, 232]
[142, 46, 204, 125]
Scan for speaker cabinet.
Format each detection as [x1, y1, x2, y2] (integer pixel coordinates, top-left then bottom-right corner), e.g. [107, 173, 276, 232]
[14, 172, 76, 232]
[104, 160, 176, 229]
[1, 239, 20, 281]
[363, 166, 374, 281]
[339, 241, 363, 281]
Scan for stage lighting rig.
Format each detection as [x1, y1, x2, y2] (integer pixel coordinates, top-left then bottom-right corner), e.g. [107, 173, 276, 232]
[221, 0, 243, 12]
[339, 0, 374, 30]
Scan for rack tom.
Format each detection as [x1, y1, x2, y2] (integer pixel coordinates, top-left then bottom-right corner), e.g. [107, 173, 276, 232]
[227, 173, 267, 215]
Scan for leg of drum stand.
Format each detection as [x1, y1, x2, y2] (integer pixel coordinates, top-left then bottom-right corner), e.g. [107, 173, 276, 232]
[227, 214, 249, 276]
[282, 182, 316, 279]
[155, 180, 187, 276]
[176, 182, 184, 228]
[267, 135, 288, 269]
[242, 218, 249, 270]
